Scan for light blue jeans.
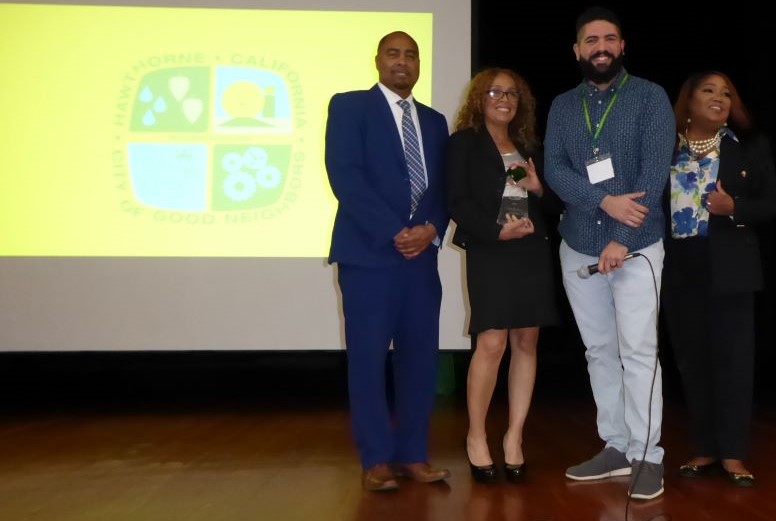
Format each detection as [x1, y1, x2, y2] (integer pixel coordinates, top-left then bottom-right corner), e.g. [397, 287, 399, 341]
[560, 240, 664, 464]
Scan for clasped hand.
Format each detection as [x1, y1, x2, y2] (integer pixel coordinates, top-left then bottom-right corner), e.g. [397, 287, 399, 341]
[499, 214, 534, 240]
[394, 223, 436, 259]
[707, 180, 734, 216]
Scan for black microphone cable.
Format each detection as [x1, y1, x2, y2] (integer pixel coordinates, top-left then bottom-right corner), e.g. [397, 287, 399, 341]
[622, 253, 671, 521]
[573, 250, 672, 521]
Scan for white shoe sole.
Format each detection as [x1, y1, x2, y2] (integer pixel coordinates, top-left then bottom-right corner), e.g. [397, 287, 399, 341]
[628, 481, 665, 500]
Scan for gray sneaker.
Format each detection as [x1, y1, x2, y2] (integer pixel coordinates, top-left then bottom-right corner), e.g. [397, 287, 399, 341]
[566, 447, 632, 481]
[628, 460, 664, 499]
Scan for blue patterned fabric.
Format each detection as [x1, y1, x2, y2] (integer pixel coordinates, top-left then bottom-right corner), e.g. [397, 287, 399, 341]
[398, 99, 426, 214]
[544, 69, 675, 256]
[669, 128, 737, 238]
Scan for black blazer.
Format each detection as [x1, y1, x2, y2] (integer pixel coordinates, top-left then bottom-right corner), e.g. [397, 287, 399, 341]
[664, 133, 776, 293]
[447, 127, 560, 249]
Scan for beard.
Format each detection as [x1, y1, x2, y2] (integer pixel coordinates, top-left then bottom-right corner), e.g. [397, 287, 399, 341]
[578, 52, 624, 85]
[387, 68, 415, 92]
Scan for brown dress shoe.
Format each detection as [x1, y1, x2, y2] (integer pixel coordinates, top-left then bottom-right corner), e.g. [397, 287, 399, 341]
[362, 464, 399, 491]
[394, 462, 451, 483]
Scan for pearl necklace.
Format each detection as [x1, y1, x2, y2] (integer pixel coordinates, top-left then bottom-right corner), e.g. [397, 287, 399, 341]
[686, 131, 721, 157]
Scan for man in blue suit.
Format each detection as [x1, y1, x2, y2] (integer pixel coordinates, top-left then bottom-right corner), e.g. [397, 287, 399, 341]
[325, 31, 450, 491]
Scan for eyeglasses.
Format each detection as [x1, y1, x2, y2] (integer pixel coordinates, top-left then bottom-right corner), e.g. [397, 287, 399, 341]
[486, 89, 519, 101]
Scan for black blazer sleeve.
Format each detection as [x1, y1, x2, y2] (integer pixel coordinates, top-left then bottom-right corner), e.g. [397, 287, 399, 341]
[709, 133, 776, 293]
[729, 134, 776, 225]
[447, 129, 503, 248]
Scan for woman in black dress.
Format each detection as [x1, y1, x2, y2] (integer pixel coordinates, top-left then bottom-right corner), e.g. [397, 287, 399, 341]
[448, 68, 558, 483]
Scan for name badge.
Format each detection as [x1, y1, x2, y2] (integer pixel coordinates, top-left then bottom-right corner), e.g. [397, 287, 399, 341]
[585, 153, 614, 184]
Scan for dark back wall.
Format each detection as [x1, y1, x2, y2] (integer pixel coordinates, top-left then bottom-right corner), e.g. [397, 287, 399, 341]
[472, 2, 776, 394]
[473, 2, 774, 138]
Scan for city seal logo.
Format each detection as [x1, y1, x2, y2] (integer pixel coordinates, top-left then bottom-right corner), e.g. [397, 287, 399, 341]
[114, 53, 305, 225]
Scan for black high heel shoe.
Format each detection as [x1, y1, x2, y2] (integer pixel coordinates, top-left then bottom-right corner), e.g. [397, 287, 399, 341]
[502, 436, 525, 482]
[469, 460, 499, 483]
[504, 462, 526, 482]
[465, 441, 499, 484]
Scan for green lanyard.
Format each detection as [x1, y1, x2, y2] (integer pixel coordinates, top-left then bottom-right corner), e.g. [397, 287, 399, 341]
[582, 73, 629, 155]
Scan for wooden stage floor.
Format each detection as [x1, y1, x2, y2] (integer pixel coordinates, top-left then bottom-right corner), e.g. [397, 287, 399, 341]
[1, 352, 774, 521]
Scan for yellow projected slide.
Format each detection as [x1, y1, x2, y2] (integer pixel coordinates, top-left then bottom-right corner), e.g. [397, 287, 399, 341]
[0, 4, 432, 257]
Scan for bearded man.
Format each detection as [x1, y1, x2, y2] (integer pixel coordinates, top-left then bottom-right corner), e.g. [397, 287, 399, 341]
[544, 7, 675, 500]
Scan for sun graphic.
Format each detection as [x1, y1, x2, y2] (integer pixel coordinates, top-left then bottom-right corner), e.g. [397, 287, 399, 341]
[221, 81, 266, 126]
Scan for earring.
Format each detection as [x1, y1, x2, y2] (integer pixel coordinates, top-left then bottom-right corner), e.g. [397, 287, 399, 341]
[723, 121, 728, 127]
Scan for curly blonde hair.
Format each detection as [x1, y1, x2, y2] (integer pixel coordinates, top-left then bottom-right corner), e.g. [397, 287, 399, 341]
[453, 68, 539, 154]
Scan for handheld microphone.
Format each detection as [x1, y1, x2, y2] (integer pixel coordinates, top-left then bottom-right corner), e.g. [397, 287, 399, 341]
[577, 252, 641, 279]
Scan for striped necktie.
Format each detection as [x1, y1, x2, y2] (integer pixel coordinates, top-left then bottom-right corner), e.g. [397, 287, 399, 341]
[397, 99, 426, 214]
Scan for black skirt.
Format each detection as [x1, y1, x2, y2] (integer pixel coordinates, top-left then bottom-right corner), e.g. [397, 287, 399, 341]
[465, 234, 558, 335]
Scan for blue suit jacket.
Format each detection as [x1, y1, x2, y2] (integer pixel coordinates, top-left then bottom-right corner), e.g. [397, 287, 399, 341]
[325, 85, 449, 267]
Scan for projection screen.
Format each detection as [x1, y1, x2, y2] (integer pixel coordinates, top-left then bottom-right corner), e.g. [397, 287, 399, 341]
[0, 0, 471, 351]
